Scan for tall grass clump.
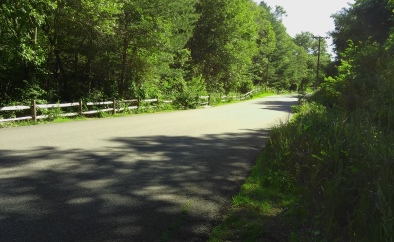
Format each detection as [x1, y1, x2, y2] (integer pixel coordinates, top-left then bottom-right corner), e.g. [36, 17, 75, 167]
[267, 93, 394, 241]
[265, 34, 394, 240]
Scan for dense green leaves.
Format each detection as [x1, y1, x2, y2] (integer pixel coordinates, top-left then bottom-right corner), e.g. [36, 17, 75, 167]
[331, 0, 393, 54]
[296, 0, 394, 240]
[293, 32, 331, 90]
[329, 0, 394, 110]
[0, 0, 320, 106]
[189, 0, 259, 93]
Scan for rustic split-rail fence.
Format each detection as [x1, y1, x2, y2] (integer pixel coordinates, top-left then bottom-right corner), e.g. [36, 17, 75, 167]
[0, 90, 258, 123]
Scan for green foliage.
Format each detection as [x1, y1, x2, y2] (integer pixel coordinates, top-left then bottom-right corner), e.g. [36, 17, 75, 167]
[268, 3, 394, 237]
[0, 0, 323, 105]
[261, 101, 394, 241]
[190, 0, 259, 93]
[209, 142, 301, 242]
[309, 76, 342, 108]
[255, 4, 321, 92]
[238, 79, 254, 94]
[16, 81, 47, 104]
[331, 0, 393, 54]
[97, 109, 110, 118]
[293, 32, 331, 90]
[212, 2, 394, 237]
[173, 75, 206, 109]
[39, 103, 62, 121]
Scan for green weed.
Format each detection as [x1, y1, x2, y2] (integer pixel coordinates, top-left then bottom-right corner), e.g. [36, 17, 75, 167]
[267, 101, 394, 241]
[209, 150, 301, 242]
[39, 103, 63, 120]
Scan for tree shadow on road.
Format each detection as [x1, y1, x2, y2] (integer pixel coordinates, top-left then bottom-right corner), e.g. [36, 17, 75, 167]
[0, 129, 270, 242]
[255, 95, 299, 112]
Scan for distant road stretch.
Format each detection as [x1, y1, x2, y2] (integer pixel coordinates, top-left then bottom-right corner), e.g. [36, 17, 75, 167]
[0, 94, 298, 242]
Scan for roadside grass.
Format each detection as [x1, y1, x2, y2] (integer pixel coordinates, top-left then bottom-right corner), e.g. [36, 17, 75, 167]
[252, 91, 277, 99]
[0, 120, 36, 128]
[210, 99, 394, 241]
[209, 139, 306, 242]
[52, 116, 87, 123]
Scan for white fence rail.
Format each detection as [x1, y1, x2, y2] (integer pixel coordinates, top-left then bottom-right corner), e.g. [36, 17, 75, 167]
[1, 96, 202, 123]
[0, 89, 259, 123]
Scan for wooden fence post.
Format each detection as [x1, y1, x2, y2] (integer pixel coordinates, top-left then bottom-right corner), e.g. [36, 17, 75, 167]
[79, 98, 83, 115]
[137, 97, 140, 109]
[31, 100, 37, 122]
[112, 97, 116, 115]
[208, 95, 211, 106]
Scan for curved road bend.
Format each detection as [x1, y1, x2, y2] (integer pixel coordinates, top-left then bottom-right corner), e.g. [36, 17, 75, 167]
[0, 94, 298, 242]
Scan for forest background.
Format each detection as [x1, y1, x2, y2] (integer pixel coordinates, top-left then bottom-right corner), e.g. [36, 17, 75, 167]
[0, 0, 330, 107]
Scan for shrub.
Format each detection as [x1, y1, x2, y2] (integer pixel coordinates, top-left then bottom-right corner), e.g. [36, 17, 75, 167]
[173, 75, 207, 109]
[267, 101, 394, 240]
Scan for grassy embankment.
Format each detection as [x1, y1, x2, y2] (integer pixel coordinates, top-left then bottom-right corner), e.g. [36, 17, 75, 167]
[210, 90, 394, 241]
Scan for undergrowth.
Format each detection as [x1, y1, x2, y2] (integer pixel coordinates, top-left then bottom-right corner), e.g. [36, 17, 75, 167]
[211, 98, 394, 241]
[270, 101, 394, 241]
[209, 149, 301, 242]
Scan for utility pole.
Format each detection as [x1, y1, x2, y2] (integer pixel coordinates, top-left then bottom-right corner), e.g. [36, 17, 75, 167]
[265, 55, 270, 92]
[312, 36, 328, 88]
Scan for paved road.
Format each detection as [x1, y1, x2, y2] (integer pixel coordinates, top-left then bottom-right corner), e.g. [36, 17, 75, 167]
[0, 95, 298, 242]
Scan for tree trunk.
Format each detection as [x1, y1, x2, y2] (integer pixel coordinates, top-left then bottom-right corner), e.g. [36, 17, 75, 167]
[119, 36, 129, 98]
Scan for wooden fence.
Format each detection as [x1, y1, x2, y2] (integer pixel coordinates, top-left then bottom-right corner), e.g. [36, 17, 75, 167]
[220, 89, 256, 102]
[0, 90, 258, 123]
[0, 96, 209, 123]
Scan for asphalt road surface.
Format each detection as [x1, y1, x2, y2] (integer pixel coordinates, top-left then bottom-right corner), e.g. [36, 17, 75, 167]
[0, 94, 298, 242]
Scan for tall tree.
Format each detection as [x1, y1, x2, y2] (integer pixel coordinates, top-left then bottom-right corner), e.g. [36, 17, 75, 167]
[330, 0, 393, 100]
[331, 0, 393, 54]
[293, 32, 331, 90]
[41, 0, 122, 101]
[115, 0, 198, 98]
[258, 3, 300, 90]
[251, 3, 276, 88]
[0, 0, 199, 103]
[190, 0, 259, 93]
[0, 0, 51, 104]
